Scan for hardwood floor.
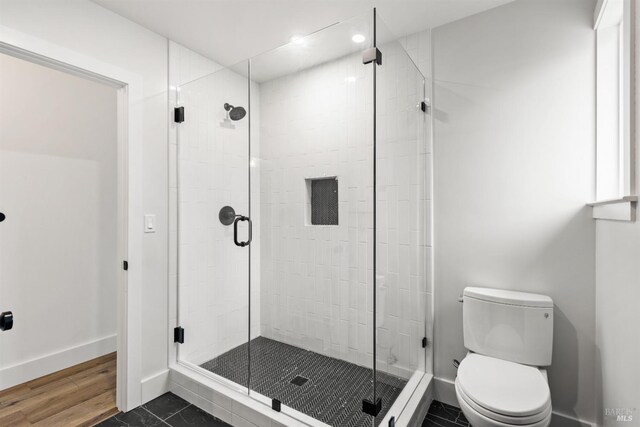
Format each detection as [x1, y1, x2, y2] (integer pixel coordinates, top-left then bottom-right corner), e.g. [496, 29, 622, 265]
[0, 352, 118, 427]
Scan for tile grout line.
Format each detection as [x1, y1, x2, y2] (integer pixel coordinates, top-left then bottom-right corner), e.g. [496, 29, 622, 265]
[426, 418, 458, 427]
[162, 402, 192, 424]
[429, 411, 468, 424]
[427, 414, 468, 427]
[141, 407, 172, 426]
[425, 405, 469, 427]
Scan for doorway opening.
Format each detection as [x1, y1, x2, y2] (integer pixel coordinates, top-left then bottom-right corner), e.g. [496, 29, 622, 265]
[0, 51, 121, 424]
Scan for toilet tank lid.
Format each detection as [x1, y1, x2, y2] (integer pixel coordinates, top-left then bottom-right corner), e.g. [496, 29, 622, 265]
[464, 287, 553, 308]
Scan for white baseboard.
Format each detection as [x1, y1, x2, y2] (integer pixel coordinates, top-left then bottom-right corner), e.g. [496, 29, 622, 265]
[141, 369, 170, 404]
[0, 334, 117, 390]
[433, 376, 595, 427]
[434, 376, 458, 407]
[551, 412, 597, 427]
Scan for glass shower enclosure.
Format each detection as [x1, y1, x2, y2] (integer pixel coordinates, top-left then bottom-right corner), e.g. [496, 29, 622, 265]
[175, 9, 430, 426]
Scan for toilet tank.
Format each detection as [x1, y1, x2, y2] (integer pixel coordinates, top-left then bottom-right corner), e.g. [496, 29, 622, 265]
[463, 287, 554, 366]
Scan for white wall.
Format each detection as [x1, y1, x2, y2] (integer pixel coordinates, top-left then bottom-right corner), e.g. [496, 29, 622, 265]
[169, 41, 261, 365]
[595, 2, 640, 425]
[0, 53, 117, 389]
[0, 0, 169, 406]
[259, 41, 430, 378]
[431, 0, 597, 423]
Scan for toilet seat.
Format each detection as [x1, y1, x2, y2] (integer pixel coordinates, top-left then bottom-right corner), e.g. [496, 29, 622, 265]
[456, 379, 552, 425]
[456, 354, 551, 425]
[456, 382, 552, 427]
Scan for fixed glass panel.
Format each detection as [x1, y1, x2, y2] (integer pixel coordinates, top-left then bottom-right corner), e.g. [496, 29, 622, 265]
[176, 63, 252, 391]
[249, 11, 379, 425]
[374, 12, 429, 425]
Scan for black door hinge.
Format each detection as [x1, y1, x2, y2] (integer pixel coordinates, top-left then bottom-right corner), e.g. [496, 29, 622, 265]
[174, 326, 184, 344]
[123, 260, 128, 271]
[174, 106, 185, 123]
[422, 337, 428, 348]
[272, 399, 281, 412]
[0, 311, 13, 331]
[421, 101, 427, 112]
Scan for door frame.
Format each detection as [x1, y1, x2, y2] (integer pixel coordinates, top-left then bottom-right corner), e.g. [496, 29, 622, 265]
[0, 26, 144, 411]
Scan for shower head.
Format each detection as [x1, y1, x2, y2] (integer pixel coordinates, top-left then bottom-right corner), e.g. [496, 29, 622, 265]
[224, 103, 246, 121]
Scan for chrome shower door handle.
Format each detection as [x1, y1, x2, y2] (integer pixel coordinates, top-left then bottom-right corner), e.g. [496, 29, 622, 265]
[233, 215, 252, 247]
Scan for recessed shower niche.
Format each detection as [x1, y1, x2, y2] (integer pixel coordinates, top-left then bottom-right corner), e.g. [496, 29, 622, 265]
[306, 177, 339, 226]
[174, 9, 432, 427]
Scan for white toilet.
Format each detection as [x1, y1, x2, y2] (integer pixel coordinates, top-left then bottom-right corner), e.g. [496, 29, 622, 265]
[455, 287, 554, 427]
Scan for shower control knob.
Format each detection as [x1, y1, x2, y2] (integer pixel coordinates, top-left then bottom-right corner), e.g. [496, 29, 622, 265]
[219, 206, 237, 226]
[0, 311, 13, 331]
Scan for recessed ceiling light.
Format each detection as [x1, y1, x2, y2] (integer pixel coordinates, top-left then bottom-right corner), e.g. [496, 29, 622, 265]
[290, 35, 305, 45]
[352, 34, 366, 43]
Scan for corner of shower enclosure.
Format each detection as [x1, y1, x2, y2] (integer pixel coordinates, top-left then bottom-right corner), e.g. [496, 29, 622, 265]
[170, 7, 433, 426]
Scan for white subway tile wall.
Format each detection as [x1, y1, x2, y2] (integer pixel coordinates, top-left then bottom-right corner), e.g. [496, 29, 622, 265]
[258, 34, 433, 378]
[258, 50, 375, 371]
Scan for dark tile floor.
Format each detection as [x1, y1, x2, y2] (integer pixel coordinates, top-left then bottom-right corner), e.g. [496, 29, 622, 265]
[422, 401, 469, 427]
[96, 393, 464, 427]
[95, 392, 231, 427]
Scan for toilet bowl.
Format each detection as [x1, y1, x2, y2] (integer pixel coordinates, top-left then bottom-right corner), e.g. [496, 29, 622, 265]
[456, 287, 554, 427]
[455, 353, 552, 427]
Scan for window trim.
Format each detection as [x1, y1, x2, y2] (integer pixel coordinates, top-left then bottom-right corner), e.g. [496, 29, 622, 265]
[591, 0, 637, 220]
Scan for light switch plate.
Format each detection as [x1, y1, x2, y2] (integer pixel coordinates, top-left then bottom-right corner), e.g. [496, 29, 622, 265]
[144, 214, 156, 233]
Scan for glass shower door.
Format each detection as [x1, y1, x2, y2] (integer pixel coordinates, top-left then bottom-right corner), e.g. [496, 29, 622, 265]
[176, 63, 253, 391]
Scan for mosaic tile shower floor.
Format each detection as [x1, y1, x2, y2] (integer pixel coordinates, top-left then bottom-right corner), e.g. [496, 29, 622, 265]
[200, 336, 407, 427]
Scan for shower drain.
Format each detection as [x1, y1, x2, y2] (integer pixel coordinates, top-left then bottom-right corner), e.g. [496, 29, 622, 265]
[290, 376, 309, 386]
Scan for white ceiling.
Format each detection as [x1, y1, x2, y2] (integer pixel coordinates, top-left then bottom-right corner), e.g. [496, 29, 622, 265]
[91, 0, 514, 67]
